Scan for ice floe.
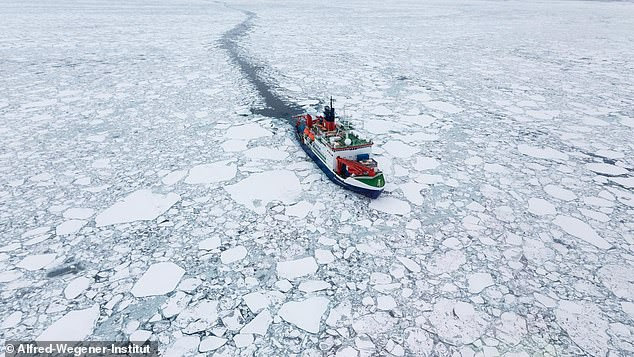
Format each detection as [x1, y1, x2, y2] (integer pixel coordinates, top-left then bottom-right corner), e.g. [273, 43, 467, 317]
[131, 262, 185, 297]
[17, 254, 56, 271]
[37, 304, 100, 341]
[184, 160, 237, 184]
[277, 257, 318, 280]
[278, 297, 329, 333]
[224, 122, 272, 140]
[95, 189, 180, 227]
[552, 215, 611, 249]
[369, 197, 411, 215]
[225, 170, 301, 214]
[220, 246, 247, 264]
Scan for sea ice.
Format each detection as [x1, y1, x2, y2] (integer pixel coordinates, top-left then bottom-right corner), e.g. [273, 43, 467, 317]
[555, 301, 609, 356]
[199, 336, 227, 352]
[225, 170, 301, 214]
[277, 257, 318, 280]
[377, 295, 397, 310]
[527, 198, 556, 215]
[224, 122, 272, 140]
[64, 277, 91, 299]
[2, 311, 23, 329]
[243, 292, 270, 313]
[63, 208, 95, 220]
[381, 141, 419, 158]
[396, 256, 421, 273]
[244, 146, 288, 160]
[162, 170, 187, 186]
[420, 299, 488, 345]
[17, 253, 56, 271]
[184, 160, 237, 184]
[56, 219, 86, 235]
[198, 237, 221, 250]
[517, 144, 568, 160]
[298, 280, 331, 292]
[220, 246, 247, 264]
[585, 163, 628, 176]
[424, 101, 463, 114]
[544, 185, 577, 201]
[241, 309, 272, 335]
[552, 215, 611, 249]
[37, 304, 100, 341]
[278, 297, 329, 333]
[131, 262, 185, 297]
[95, 190, 180, 227]
[164, 335, 199, 357]
[467, 272, 494, 293]
[369, 197, 411, 215]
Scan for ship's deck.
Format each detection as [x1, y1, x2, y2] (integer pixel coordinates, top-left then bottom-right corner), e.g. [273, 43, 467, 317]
[312, 121, 372, 150]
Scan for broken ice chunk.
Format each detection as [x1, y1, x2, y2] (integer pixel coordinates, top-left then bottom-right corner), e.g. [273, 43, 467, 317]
[467, 272, 494, 293]
[225, 170, 301, 214]
[240, 310, 272, 335]
[553, 215, 610, 249]
[224, 122, 272, 140]
[64, 276, 91, 299]
[369, 197, 411, 215]
[276, 257, 318, 280]
[131, 262, 185, 297]
[36, 304, 100, 341]
[278, 297, 329, 333]
[198, 336, 227, 352]
[17, 254, 56, 271]
[95, 189, 180, 227]
[220, 246, 247, 264]
[184, 160, 237, 184]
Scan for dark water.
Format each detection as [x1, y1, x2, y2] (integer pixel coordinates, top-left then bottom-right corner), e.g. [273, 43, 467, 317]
[219, 7, 303, 120]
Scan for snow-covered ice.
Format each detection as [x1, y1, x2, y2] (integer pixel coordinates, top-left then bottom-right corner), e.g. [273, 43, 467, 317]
[184, 160, 237, 184]
[36, 305, 100, 341]
[278, 297, 329, 333]
[131, 262, 185, 297]
[276, 257, 318, 280]
[1, 0, 632, 355]
[95, 189, 180, 227]
[225, 170, 301, 214]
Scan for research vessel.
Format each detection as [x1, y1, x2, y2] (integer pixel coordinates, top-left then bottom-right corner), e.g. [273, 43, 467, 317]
[294, 98, 385, 198]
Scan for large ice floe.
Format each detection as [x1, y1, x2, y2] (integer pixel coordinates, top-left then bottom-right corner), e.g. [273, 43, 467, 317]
[1, 0, 633, 355]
